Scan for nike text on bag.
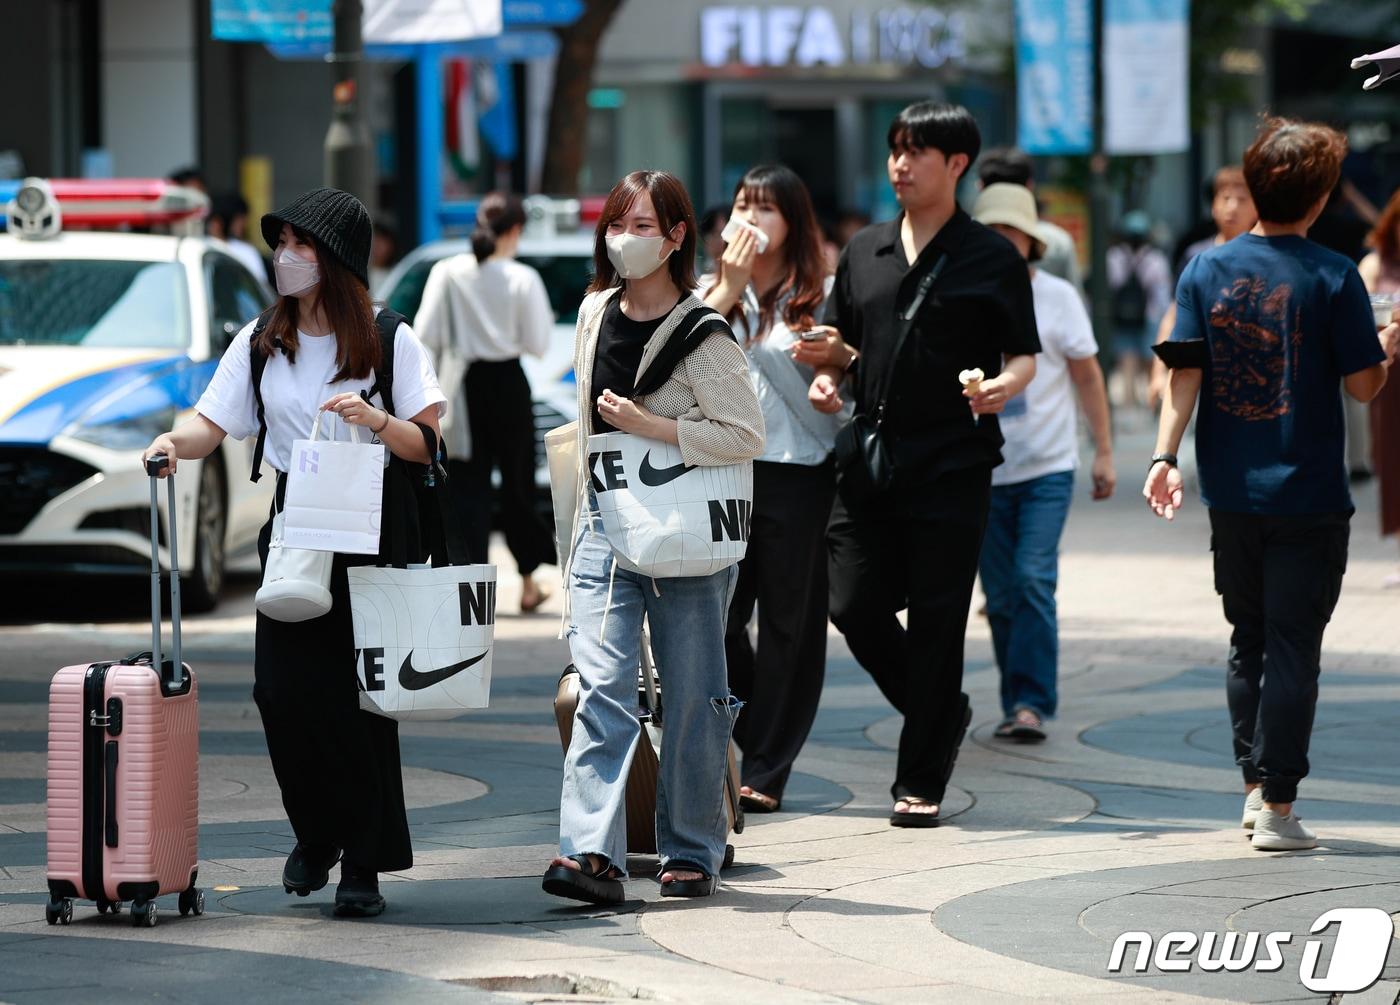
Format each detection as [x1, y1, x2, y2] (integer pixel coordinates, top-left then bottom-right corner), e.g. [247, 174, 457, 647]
[545, 420, 579, 568]
[587, 431, 753, 578]
[282, 409, 386, 555]
[351, 563, 497, 720]
[256, 510, 334, 622]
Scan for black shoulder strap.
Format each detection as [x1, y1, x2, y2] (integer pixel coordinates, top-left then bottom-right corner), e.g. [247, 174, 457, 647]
[632, 303, 737, 399]
[248, 313, 274, 483]
[365, 307, 405, 417]
[871, 252, 947, 427]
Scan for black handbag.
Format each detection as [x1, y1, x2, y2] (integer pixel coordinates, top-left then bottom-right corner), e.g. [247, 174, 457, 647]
[833, 252, 948, 504]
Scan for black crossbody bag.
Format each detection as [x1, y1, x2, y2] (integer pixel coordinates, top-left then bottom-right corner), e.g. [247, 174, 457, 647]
[832, 252, 948, 504]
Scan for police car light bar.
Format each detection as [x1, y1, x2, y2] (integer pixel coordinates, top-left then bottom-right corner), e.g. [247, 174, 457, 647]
[1, 179, 209, 237]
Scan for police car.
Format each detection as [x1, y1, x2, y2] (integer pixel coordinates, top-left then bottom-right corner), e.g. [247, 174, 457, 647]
[0, 178, 274, 610]
[375, 197, 593, 502]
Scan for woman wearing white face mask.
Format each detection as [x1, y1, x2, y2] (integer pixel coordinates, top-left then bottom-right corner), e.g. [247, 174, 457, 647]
[143, 188, 447, 918]
[542, 171, 764, 905]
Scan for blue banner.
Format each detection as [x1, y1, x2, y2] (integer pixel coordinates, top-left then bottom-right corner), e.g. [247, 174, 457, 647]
[1014, 0, 1094, 155]
[212, 0, 331, 43]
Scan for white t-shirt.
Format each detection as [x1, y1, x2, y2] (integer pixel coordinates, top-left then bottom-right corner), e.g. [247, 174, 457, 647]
[993, 269, 1098, 487]
[414, 254, 552, 364]
[196, 313, 446, 473]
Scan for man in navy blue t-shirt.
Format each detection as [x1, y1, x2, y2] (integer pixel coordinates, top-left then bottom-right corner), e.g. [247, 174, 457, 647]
[1146, 117, 1398, 852]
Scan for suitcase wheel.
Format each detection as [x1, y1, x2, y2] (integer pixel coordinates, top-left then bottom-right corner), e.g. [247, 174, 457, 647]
[130, 900, 158, 928]
[44, 898, 73, 926]
[722, 844, 736, 870]
[178, 888, 204, 918]
[96, 898, 122, 916]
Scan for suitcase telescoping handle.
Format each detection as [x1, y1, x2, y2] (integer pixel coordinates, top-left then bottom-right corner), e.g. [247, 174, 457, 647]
[144, 455, 183, 689]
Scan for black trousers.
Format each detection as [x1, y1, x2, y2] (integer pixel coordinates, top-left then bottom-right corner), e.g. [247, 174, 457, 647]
[1210, 508, 1350, 805]
[253, 519, 413, 873]
[725, 459, 836, 800]
[827, 466, 990, 802]
[452, 358, 555, 574]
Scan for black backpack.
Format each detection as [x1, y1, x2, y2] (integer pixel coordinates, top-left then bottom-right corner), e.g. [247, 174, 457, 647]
[1111, 251, 1149, 329]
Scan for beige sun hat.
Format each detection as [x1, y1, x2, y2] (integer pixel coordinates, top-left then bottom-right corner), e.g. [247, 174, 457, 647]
[972, 183, 1047, 261]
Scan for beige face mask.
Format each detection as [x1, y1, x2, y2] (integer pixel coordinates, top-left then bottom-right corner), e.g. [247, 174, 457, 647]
[605, 231, 673, 280]
[274, 246, 321, 296]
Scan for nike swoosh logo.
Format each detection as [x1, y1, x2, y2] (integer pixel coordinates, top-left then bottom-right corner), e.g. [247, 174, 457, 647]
[638, 451, 695, 487]
[398, 649, 490, 691]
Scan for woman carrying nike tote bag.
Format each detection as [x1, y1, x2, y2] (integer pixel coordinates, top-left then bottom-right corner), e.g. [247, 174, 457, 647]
[541, 171, 764, 906]
[143, 188, 447, 919]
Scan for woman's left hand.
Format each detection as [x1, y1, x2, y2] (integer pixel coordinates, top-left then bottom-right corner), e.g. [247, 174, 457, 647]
[321, 392, 388, 431]
[597, 389, 655, 435]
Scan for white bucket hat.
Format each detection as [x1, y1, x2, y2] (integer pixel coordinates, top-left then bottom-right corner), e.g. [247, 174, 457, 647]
[972, 183, 1047, 261]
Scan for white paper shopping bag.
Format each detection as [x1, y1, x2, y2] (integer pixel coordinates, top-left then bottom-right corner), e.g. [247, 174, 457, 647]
[350, 562, 497, 719]
[283, 410, 386, 554]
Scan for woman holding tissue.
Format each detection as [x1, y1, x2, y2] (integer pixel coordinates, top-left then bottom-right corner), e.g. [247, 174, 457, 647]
[544, 170, 764, 904]
[143, 188, 446, 917]
[703, 165, 842, 814]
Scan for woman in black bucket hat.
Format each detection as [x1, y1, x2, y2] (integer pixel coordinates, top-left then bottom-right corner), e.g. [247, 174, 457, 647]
[143, 188, 449, 917]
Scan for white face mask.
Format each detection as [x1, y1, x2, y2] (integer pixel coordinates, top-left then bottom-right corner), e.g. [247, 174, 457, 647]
[274, 246, 321, 297]
[605, 231, 673, 280]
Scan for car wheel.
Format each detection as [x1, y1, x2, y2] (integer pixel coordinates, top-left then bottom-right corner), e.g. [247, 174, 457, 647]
[182, 459, 226, 613]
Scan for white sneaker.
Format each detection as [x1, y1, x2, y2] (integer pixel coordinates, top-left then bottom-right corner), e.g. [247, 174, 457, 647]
[1251, 808, 1317, 851]
[1241, 788, 1264, 831]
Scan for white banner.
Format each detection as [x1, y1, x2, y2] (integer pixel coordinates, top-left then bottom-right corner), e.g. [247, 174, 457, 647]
[363, 0, 503, 44]
[1104, 0, 1190, 155]
[351, 563, 497, 720]
[587, 431, 752, 579]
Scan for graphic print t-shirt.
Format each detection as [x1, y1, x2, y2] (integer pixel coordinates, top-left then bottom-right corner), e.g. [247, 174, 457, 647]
[1171, 233, 1385, 514]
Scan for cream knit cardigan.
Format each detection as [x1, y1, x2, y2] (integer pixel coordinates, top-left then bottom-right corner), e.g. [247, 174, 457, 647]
[560, 287, 765, 575]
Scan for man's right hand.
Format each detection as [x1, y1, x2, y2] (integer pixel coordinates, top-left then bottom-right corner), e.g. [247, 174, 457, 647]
[1380, 318, 1400, 367]
[143, 435, 178, 477]
[1143, 460, 1184, 520]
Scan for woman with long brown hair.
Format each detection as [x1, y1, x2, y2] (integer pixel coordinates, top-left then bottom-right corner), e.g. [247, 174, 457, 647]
[143, 188, 446, 917]
[1360, 188, 1400, 585]
[543, 170, 763, 905]
[704, 164, 843, 813]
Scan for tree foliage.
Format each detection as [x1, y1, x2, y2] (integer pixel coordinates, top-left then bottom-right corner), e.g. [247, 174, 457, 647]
[1191, 0, 1316, 125]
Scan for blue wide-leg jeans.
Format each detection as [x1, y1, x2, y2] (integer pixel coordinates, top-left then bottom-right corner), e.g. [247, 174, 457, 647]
[560, 501, 740, 877]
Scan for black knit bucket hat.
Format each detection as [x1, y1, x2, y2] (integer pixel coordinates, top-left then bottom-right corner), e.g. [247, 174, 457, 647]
[261, 187, 372, 287]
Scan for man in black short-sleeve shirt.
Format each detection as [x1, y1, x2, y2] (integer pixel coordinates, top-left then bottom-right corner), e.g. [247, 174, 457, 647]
[809, 102, 1040, 825]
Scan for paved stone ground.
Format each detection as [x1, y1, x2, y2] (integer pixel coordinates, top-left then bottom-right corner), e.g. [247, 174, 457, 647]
[1, 427, 1398, 1004]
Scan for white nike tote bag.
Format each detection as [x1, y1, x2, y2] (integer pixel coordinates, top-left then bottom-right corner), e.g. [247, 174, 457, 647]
[586, 430, 753, 578]
[349, 562, 497, 720]
[282, 409, 386, 555]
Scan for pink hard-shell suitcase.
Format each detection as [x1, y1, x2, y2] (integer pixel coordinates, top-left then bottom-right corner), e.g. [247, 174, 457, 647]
[45, 454, 201, 928]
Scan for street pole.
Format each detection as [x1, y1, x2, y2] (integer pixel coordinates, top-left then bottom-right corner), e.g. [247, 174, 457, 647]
[324, 0, 373, 203]
[1089, 0, 1114, 378]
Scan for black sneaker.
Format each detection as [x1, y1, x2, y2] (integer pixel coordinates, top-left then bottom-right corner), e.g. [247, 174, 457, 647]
[282, 843, 341, 896]
[334, 862, 386, 918]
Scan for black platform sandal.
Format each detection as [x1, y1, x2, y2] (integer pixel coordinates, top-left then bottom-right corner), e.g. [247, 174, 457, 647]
[659, 860, 718, 898]
[541, 855, 624, 905]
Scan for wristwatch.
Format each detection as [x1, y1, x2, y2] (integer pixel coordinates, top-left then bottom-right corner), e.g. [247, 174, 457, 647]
[1149, 452, 1178, 470]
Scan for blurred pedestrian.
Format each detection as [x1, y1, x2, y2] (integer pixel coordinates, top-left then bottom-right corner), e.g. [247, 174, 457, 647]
[143, 188, 447, 914]
[703, 164, 843, 813]
[798, 102, 1039, 826]
[1107, 211, 1172, 409]
[1148, 166, 1257, 409]
[1359, 188, 1400, 585]
[1146, 118, 1398, 851]
[414, 192, 557, 611]
[369, 219, 400, 292]
[971, 184, 1114, 743]
[207, 192, 269, 281]
[167, 165, 206, 194]
[699, 203, 730, 279]
[976, 146, 1083, 293]
[544, 170, 763, 904]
